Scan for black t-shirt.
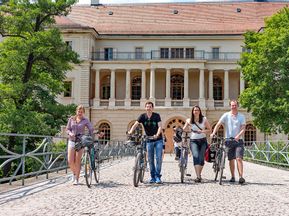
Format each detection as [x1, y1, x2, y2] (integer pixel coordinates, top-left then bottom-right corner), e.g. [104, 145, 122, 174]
[137, 112, 162, 139]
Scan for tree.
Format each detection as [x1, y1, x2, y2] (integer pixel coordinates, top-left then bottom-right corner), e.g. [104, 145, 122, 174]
[239, 7, 289, 134]
[0, 0, 79, 140]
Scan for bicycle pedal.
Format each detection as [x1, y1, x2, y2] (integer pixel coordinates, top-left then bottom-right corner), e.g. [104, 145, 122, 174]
[186, 174, 191, 176]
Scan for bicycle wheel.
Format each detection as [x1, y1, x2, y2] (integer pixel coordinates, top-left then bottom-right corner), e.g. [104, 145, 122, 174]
[84, 150, 93, 188]
[219, 150, 226, 185]
[214, 150, 220, 181]
[139, 152, 146, 183]
[133, 153, 142, 187]
[93, 147, 100, 183]
[180, 149, 186, 183]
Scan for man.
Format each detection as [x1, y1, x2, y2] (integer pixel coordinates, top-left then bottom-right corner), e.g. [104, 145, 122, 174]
[128, 101, 164, 184]
[210, 100, 246, 184]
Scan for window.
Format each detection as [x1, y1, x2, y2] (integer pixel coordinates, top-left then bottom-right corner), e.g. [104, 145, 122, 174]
[104, 48, 113, 60]
[244, 124, 256, 146]
[160, 48, 169, 59]
[63, 81, 72, 97]
[99, 122, 111, 142]
[213, 76, 222, 100]
[185, 48, 194, 59]
[171, 48, 184, 59]
[212, 47, 219, 59]
[135, 47, 143, 59]
[131, 76, 141, 100]
[101, 75, 110, 99]
[171, 74, 184, 99]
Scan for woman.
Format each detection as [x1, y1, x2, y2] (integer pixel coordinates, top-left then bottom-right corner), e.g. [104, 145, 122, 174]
[66, 105, 94, 185]
[183, 105, 211, 182]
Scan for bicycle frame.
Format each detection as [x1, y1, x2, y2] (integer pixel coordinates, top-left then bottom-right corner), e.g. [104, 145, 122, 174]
[179, 131, 190, 183]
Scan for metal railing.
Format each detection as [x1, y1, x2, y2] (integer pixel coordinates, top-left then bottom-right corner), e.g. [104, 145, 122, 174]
[0, 133, 135, 186]
[92, 50, 241, 61]
[244, 140, 289, 167]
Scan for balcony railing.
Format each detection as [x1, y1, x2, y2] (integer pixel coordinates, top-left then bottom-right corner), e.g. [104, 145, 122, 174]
[91, 50, 241, 61]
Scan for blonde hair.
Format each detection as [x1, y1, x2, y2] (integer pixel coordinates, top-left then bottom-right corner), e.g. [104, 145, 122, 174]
[73, 105, 85, 120]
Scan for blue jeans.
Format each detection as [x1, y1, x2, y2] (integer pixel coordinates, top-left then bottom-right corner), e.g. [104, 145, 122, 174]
[190, 138, 208, 166]
[147, 139, 163, 179]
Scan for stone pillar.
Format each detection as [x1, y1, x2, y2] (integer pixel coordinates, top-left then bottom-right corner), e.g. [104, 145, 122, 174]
[93, 69, 100, 107]
[109, 69, 115, 107]
[183, 68, 190, 107]
[207, 70, 214, 108]
[199, 68, 206, 108]
[224, 70, 230, 107]
[140, 69, 147, 107]
[125, 69, 131, 107]
[165, 68, 171, 107]
[149, 68, 155, 104]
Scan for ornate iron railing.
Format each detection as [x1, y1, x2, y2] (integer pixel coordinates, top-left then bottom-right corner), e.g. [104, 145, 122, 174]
[0, 133, 135, 186]
[244, 140, 289, 167]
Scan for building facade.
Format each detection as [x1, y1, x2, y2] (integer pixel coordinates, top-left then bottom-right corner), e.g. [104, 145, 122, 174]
[56, 2, 288, 152]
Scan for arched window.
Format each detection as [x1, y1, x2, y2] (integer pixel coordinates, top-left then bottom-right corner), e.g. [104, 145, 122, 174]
[212, 124, 224, 139]
[171, 74, 184, 99]
[131, 76, 141, 100]
[244, 124, 256, 146]
[101, 75, 110, 99]
[128, 121, 144, 135]
[213, 76, 223, 100]
[99, 122, 111, 141]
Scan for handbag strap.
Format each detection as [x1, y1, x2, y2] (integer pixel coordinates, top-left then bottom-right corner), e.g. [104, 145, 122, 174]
[192, 122, 202, 130]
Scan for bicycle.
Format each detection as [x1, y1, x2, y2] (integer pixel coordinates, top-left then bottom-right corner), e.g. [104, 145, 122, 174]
[179, 131, 191, 183]
[79, 134, 101, 188]
[211, 136, 235, 185]
[127, 133, 153, 187]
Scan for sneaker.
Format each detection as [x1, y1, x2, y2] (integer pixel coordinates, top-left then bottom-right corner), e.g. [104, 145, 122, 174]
[239, 177, 245, 184]
[194, 177, 201, 183]
[73, 179, 79, 185]
[149, 178, 156, 184]
[71, 175, 75, 183]
[229, 177, 236, 183]
[155, 177, 163, 184]
[175, 156, 179, 161]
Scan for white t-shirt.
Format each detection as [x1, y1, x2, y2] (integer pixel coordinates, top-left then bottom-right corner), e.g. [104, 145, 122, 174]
[220, 112, 246, 139]
[190, 117, 207, 140]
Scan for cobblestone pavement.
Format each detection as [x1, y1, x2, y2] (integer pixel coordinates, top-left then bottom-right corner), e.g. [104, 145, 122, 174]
[1, 155, 289, 216]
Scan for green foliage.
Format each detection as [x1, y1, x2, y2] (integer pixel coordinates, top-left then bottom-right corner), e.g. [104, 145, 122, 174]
[0, 0, 78, 138]
[239, 7, 289, 134]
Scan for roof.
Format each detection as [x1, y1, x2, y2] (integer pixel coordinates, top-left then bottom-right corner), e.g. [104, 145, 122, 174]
[56, 2, 289, 35]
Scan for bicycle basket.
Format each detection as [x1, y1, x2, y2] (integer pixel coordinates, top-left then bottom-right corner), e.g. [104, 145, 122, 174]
[81, 135, 94, 147]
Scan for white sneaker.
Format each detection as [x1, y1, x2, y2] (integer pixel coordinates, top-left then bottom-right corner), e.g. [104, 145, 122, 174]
[73, 179, 79, 185]
[71, 175, 76, 183]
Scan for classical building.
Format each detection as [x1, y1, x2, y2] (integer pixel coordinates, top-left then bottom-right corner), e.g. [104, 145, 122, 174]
[55, 1, 288, 152]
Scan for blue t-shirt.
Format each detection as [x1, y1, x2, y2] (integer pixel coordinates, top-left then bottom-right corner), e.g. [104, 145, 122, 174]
[219, 112, 246, 139]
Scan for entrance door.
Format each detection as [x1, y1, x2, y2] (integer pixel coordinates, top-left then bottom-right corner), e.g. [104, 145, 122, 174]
[164, 118, 185, 153]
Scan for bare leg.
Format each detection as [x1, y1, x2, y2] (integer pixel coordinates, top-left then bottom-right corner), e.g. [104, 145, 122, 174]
[236, 158, 243, 177]
[67, 147, 76, 176]
[75, 148, 84, 180]
[229, 159, 235, 178]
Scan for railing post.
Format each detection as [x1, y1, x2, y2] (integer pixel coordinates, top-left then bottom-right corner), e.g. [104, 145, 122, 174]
[22, 136, 27, 186]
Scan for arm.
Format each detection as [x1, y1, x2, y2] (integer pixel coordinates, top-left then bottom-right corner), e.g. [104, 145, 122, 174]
[182, 119, 191, 132]
[66, 117, 74, 137]
[235, 124, 246, 141]
[87, 120, 94, 136]
[210, 120, 222, 138]
[154, 121, 163, 139]
[128, 121, 140, 135]
[201, 119, 212, 135]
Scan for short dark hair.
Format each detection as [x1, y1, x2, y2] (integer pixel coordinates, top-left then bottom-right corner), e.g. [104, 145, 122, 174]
[145, 101, 154, 108]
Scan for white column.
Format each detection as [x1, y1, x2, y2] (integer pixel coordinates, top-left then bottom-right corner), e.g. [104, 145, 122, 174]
[165, 68, 171, 107]
[183, 68, 190, 107]
[125, 69, 131, 107]
[224, 70, 230, 107]
[149, 68, 155, 103]
[109, 69, 115, 106]
[199, 69, 205, 108]
[207, 70, 214, 108]
[93, 69, 100, 107]
[140, 69, 146, 107]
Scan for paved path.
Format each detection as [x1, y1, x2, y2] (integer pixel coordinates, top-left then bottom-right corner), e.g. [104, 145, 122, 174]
[0, 155, 289, 216]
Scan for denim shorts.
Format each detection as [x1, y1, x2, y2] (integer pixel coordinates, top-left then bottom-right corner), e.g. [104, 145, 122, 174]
[225, 139, 244, 160]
